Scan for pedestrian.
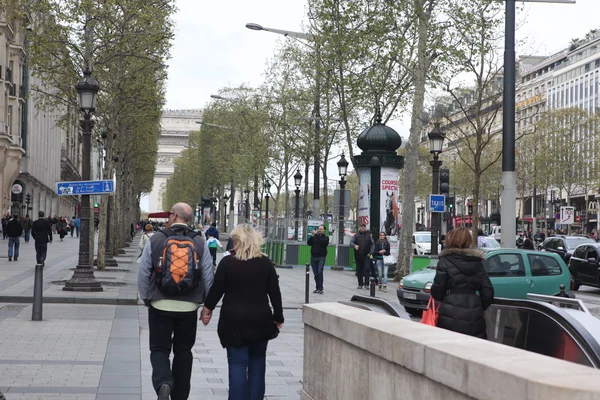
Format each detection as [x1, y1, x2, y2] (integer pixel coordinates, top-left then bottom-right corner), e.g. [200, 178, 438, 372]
[206, 233, 223, 267]
[74, 216, 81, 237]
[307, 224, 329, 294]
[373, 231, 391, 292]
[22, 214, 32, 243]
[522, 238, 535, 250]
[31, 211, 53, 265]
[6, 215, 23, 261]
[138, 202, 214, 400]
[70, 216, 76, 237]
[57, 217, 68, 241]
[1, 214, 8, 240]
[206, 222, 219, 240]
[137, 224, 154, 262]
[130, 223, 135, 240]
[431, 227, 494, 339]
[350, 224, 374, 289]
[200, 223, 284, 400]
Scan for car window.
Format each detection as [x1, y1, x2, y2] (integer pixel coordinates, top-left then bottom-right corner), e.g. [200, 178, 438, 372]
[544, 239, 555, 250]
[477, 236, 501, 249]
[527, 254, 562, 276]
[484, 254, 525, 277]
[586, 247, 598, 260]
[415, 235, 431, 243]
[566, 238, 596, 250]
[573, 245, 588, 259]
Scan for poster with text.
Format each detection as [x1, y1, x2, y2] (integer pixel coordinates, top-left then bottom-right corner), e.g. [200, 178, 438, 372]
[358, 168, 371, 228]
[380, 167, 399, 259]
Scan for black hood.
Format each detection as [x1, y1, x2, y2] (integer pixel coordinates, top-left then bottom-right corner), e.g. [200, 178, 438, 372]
[439, 248, 485, 276]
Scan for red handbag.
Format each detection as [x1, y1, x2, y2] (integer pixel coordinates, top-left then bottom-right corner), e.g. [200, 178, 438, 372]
[420, 297, 440, 326]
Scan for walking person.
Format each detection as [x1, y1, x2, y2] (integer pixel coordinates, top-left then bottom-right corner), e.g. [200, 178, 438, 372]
[201, 224, 284, 400]
[138, 202, 214, 400]
[137, 224, 154, 262]
[350, 224, 374, 289]
[6, 215, 23, 261]
[22, 214, 32, 243]
[31, 211, 53, 265]
[70, 216, 76, 237]
[74, 216, 81, 238]
[373, 232, 391, 292]
[1, 215, 7, 240]
[57, 217, 68, 241]
[206, 233, 223, 267]
[431, 227, 495, 338]
[307, 224, 329, 294]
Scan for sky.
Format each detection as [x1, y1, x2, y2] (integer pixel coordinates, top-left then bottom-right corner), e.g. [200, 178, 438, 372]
[156, 0, 600, 206]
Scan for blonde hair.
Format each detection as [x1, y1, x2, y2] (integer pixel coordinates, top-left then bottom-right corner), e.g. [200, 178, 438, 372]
[231, 224, 266, 261]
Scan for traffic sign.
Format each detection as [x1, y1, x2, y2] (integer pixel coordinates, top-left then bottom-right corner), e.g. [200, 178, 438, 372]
[56, 180, 114, 196]
[560, 206, 575, 225]
[427, 194, 446, 213]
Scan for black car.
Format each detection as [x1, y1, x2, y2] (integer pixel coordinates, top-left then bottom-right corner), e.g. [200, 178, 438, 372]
[568, 243, 600, 290]
[541, 235, 596, 263]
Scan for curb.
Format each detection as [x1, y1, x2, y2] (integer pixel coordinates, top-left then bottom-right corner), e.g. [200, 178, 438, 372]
[0, 296, 138, 305]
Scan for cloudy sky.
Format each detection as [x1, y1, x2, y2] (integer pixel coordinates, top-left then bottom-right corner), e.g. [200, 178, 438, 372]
[153, 0, 600, 207]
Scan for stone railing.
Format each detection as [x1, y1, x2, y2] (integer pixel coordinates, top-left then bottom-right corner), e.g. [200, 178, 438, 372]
[302, 303, 600, 400]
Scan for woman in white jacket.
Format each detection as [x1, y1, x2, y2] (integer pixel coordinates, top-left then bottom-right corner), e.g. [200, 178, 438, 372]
[137, 224, 154, 262]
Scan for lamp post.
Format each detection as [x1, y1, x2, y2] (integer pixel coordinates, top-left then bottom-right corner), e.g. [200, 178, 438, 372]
[428, 123, 445, 256]
[264, 179, 271, 237]
[64, 70, 102, 292]
[294, 169, 302, 241]
[223, 194, 229, 232]
[245, 22, 322, 219]
[244, 189, 250, 221]
[337, 154, 349, 245]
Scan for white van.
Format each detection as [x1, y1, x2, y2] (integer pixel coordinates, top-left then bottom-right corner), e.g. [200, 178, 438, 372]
[412, 232, 441, 255]
[491, 226, 501, 241]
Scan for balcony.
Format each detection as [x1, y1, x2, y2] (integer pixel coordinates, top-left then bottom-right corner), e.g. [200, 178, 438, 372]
[8, 85, 15, 97]
[5, 67, 12, 84]
[19, 86, 26, 99]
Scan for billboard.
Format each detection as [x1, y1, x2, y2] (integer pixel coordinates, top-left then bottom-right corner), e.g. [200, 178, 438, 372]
[380, 167, 399, 259]
[357, 168, 371, 227]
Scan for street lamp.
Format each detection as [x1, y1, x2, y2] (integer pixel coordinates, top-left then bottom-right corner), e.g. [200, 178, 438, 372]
[428, 123, 445, 256]
[246, 22, 322, 219]
[244, 189, 250, 221]
[64, 69, 102, 292]
[294, 169, 303, 240]
[337, 154, 349, 245]
[264, 179, 271, 237]
[223, 194, 229, 232]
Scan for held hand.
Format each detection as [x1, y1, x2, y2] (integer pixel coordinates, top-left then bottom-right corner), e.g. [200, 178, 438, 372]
[379, 249, 385, 254]
[354, 245, 359, 250]
[200, 306, 212, 326]
[275, 321, 284, 330]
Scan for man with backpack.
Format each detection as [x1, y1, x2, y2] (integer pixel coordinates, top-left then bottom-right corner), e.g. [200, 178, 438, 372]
[138, 202, 214, 400]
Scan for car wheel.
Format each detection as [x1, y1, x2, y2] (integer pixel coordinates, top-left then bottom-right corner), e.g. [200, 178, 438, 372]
[413, 249, 417, 255]
[405, 307, 422, 317]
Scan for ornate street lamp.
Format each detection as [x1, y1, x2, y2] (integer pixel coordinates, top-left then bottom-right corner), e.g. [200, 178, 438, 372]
[337, 154, 349, 245]
[64, 70, 102, 292]
[293, 169, 303, 240]
[244, 189, 250, 221]
[264, 179, 271, 237]
[223, 194, 229, 232]
[428, 123, 445, 256]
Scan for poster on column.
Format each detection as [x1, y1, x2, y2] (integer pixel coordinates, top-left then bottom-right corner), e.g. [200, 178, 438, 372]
[358, 168, 371, 228]
[380, 167, 400, 259]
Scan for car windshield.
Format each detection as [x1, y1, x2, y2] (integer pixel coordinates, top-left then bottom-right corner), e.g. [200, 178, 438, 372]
[566, 238, 596, 250]
[415, 235, 431, 243]
[477, 237, 501, 249]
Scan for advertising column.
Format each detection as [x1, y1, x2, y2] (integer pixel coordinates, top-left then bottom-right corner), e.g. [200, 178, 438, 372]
[380, 168, 399, 259]
[357, 168, 371, 227]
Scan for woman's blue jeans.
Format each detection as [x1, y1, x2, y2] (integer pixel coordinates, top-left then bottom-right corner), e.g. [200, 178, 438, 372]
[226, 340, 269, 400]
[376, 259, 388, 285]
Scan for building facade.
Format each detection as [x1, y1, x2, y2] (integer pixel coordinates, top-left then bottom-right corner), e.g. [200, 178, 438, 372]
[145, 108, 203, 213]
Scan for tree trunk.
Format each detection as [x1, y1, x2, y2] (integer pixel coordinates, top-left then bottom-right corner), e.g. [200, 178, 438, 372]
[398, 0, 433, 278]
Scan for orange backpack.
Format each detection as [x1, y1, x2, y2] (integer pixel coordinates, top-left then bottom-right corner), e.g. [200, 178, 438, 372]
[154, 229, 201, 296]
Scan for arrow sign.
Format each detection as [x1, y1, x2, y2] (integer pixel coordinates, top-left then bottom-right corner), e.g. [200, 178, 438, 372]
[56, 180, 115, 196]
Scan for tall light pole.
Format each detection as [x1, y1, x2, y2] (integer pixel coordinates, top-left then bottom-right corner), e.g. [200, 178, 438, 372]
[64, 70, 102, 292]
[245, 22, 322, 219]
[500, 0, 575, 248]
[337, 154, 349, 245]
[222, 194, 229, 232]
[264, 179, 271, 237]
[428, 123, 445, 256]
[244, 189, 250, 221]
[294, 169, 302, 241]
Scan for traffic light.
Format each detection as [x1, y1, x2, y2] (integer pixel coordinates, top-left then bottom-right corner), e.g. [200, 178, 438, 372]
[17, 193, 23, 203]
[439, 168, 450, 196]
[468, 204, 473, 215]
[25, 193, 31, 204]
[93, 203, 100, 208]
[447, 196, 455, 212]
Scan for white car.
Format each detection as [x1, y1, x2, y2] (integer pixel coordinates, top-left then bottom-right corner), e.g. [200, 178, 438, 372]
[412, 232, 441, 255]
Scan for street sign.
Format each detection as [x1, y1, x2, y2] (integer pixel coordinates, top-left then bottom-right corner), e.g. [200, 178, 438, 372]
[56, 180, 115, 196]
[560, 206, 575, 225]
[427, 194, 446, 213]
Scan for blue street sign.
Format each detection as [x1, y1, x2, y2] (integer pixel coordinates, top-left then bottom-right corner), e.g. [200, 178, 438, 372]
[427, 194, 446, 213]
[56, 180, 115, 196]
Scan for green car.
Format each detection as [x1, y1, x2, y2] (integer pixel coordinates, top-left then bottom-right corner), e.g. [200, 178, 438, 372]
[397, 249, 571, 317]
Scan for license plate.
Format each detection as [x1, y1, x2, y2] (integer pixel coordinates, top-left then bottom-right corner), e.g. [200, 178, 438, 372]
[403, 292, 417, 300]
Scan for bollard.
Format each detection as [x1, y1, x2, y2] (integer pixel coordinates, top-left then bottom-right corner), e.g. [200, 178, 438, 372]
[32, 263, 44, 321]
[369, 277, 376, 297]
[305, 263, 310, 304]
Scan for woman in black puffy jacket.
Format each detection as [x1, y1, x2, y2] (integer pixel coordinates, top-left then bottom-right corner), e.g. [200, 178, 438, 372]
[430, 227, 494, 338]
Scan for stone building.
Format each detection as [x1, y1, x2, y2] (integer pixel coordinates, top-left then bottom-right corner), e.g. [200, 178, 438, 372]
[145, 108, 203, 213]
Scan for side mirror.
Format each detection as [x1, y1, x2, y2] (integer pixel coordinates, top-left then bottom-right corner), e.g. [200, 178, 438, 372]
[588, 258, 597, 264]
[412, 238, 415, 244]
[557, 246, 565, 251]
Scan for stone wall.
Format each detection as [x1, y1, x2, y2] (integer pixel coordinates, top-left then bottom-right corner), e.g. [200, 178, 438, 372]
[302, 303, 600, 400]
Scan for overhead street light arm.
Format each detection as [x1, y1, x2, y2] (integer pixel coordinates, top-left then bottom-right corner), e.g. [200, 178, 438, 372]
[245, 22, 312, 41]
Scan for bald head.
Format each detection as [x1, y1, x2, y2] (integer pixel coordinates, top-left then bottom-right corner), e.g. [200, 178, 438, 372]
[170, 202, 193, 224]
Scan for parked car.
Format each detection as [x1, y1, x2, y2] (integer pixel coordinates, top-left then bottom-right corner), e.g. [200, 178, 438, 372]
[397, 249, 570, 316]
[568, 243, 600, 290]
[541, 235, 596, 263]
[412, 232, 441, 255]
[491, 225, 501, 241]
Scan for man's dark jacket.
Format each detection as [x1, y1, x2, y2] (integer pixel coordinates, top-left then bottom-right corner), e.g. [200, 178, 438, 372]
[430, 248, 494, 339]
[6, 218, 23, 238]
[307, 233, 329, 257]
[351, 232, 373, 258]
[31, 218, 53, 244]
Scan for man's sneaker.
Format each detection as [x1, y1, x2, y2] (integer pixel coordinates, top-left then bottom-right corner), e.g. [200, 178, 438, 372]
[382, 285, 387, 292]
[14, 257, 17, 261]
[8, 257, 11, 262]
[313, 289, 319, 294]
[157, 384, 171, 400]
[357, 285, 363, 289]
[317, 290, 324, 294]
